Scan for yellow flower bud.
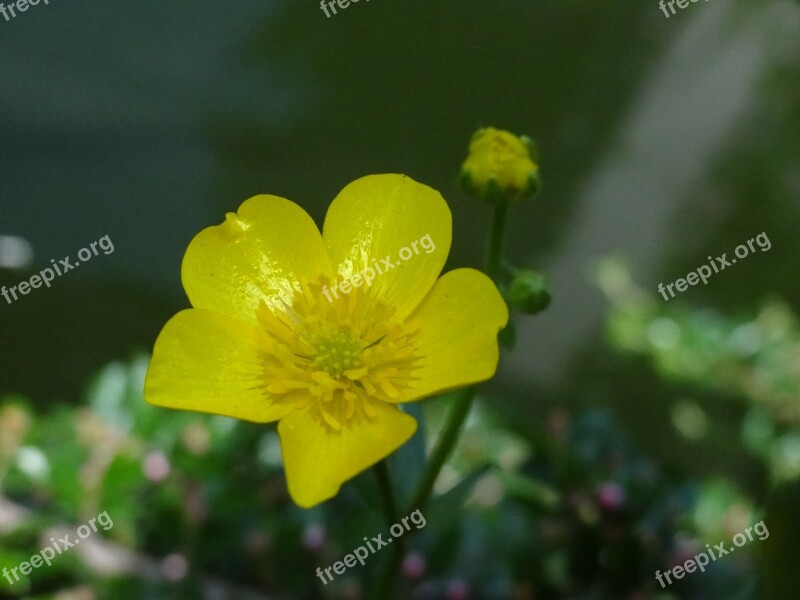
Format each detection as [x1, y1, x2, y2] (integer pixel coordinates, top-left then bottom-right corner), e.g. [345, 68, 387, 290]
[460, 127, 540, 203]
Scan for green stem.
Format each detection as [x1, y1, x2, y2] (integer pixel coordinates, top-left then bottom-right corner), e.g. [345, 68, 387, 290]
[406, 200, 510, 512]
[373, 388, 476, 599]
[369, 537, 405, 600]
[373, 460, 400, 526]
[370, 461, 406, 600]
[485, 200, 509, 282]
[370, 199, 510, 599]
[406, 387, 475, 513]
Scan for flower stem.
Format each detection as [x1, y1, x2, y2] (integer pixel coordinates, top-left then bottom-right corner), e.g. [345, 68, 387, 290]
[406, 201, 509, 513]
[372, 387, 476, 599]
[369, 533, 405, 600]
[485, 200, 509, 283]
[406, 387, 475, 513]
[370, 461, 406, 600]
[373, 460, 400, 526]
[370, 200, 510, 599]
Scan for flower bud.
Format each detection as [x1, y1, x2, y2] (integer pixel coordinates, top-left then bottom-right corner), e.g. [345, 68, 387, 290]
[402, 551, 426, 579]
[596, 482, 625, 511]
[506, 270, 550, 314]
[302, 523, 326, 552]
[460, 127, 539, 204]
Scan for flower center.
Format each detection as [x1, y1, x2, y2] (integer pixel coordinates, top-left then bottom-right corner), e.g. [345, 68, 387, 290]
[256, 276, 421, 431]
[311, 328, 363, 378]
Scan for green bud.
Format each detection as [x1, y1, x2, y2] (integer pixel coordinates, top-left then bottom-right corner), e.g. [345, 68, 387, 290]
[506, 270, 551, 314]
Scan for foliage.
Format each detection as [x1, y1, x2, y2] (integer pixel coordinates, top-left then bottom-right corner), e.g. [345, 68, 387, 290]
[0, 354, 770, 599]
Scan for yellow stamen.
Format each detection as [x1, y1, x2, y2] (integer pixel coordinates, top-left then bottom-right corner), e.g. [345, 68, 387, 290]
[258, 276, 420, 431]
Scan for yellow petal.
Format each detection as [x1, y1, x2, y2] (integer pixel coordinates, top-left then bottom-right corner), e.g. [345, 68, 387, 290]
[145, 309, 295, 423]
[322, 174, 452, 320]
[182, 195, 333, 329]
[395, 268, 508, 402]
[278, 402, 417, 507]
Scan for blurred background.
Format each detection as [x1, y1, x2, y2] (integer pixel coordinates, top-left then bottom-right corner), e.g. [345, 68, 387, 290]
[1, 0, 799, 598]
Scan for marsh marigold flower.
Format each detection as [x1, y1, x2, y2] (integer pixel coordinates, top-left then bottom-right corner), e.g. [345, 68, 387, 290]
[145, 174, 508, 507]
[460, 127, 539, 203]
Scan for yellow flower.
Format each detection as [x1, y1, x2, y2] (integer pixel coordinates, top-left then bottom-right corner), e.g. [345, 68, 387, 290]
[460, 127, 539, 202]
[144, 174, 508, 508]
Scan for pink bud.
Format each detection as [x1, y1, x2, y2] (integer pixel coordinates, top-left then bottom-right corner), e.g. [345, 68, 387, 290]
[142, 451, 171, 482]
[402, 552, 426, 579]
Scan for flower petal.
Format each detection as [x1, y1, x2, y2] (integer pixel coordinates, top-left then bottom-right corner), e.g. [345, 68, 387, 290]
[278, 402, 417, 507]
[322, 174, 452, 320]
[182, 195, 333, 329]
[145, 309, 295, 423]
[395, 268, 508, 402]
